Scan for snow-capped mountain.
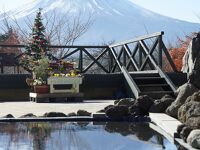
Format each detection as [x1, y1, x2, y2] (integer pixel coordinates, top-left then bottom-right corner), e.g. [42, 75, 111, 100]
[1, 0, 200, 45]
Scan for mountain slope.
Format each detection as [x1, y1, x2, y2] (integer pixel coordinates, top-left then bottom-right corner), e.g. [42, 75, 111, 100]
[1, 0, 199, 45]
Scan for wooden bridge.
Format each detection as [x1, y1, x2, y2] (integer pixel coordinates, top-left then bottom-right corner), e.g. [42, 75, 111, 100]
[0, 31, 179, 99]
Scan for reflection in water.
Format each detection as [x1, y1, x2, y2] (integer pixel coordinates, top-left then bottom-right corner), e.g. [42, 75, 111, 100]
[0, 122, 177, 150]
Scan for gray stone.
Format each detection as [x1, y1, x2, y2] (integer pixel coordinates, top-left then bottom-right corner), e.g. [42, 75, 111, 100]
[43, 112, 68, 117]
[19, 113, 37, 118]
[77, 110, 91, 116]
[166, 83, 198, 118]
[104, 105, 114, 112]
[114, 100, 120, 105]
[135, 95, 154, 114]
[186, 117, 200, 128]
[129, 105, 142, 116]
[67, 112, 76, 117]
[177, 124, 186, 135]
[116, 98, 135, 106]
[105, 105, 129, 119]
[2, 114, 14, 118]
[187, 130, 200, 149]
[182, 33, 200, 88]
[180, 126, 193, 142]
[149, 95, 174, 113]
[178, 91, 200, 127]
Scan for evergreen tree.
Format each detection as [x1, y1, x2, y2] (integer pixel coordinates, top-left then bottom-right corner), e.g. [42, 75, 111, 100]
[28, 8, 49, 55]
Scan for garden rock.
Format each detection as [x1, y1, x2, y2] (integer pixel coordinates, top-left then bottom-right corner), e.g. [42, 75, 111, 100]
[186, 117, 200, 128]
[166, 83, 198, 118]
[104, 105, 114, 112]
[180, 126, 193, 142]
[19, 113, 37, 118]
[116, 98, 135, 106]
[67, 112, 76, 117]
[182, 33, 200, 88]
[149, 95, 174, 113]
[77, 110, 91, 116]
[187, 130, 200, 149]
[105, 105, 129, 119]
[43, 112, 67, 117]
[2, 114, 14, 118]
[178, 91, 200, 127]
[129, 105, 142, 116]
[134, 95, 154, 114]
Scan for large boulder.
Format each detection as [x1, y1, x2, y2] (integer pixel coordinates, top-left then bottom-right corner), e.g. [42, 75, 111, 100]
[166, 83, 198, 118]
[187, 130, 200, 149]
[134, 95, 154, 114]
[178, 91, 200, 127]
[149, 95, 174, 113]
[182, 33, 200, 88]
[105, 105, 129, 119]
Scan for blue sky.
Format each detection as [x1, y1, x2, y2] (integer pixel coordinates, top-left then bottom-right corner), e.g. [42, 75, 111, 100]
[0, 0, 200, 23]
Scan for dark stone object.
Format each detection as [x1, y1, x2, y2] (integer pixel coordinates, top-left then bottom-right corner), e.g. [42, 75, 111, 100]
[134, 95, 154, 114]
[67, 112, 77, 117]
[19, 113, 37, 118]
[105, 105, 129, 119]
[77, 110, 91, 116]
[180, 126, 193, 142]
[149, 95, 174, 113]
[43, 112, 68, 117]
[2, 114, 14, 118]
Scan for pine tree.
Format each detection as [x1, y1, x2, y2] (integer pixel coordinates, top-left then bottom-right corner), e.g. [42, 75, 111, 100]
[28, 8, 49, 56]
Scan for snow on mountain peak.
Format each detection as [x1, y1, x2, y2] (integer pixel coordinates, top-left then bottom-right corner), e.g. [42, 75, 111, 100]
[0, 0, 199, 44]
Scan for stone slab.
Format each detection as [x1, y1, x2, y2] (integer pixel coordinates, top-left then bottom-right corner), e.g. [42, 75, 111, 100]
[150, 113, 197, 150]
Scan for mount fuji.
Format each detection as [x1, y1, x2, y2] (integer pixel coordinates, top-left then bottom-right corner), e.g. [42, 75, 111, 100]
[1, 0, 200, 45]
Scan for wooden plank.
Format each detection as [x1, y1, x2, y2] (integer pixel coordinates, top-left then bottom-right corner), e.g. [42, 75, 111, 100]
[109, 47, 123, 72]
[82, 48, 109, 73]
[139, 37, 158, 70]
[139, 40, 177, 93]
[156, 66, 177, 93]
[123, 44, 139, 71]
[61, 48, 80, 60]
[109, 31, 164, 47]
[78, 48, 83, 72]
[162, 41, 177, 72]
[111, 46, 124, 72]
[83, 48, 108, 73]
[158, 35, 163, 68]
[121, 66, 140, 98]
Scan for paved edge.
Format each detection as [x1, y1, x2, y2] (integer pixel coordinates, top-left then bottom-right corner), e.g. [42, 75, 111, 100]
[149, 113, 198, 150]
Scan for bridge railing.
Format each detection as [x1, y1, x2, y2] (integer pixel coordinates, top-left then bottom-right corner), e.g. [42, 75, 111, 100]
[0, 44, 111, 74]
[0, 31, 177, 74]
[109, 31, 177, 73]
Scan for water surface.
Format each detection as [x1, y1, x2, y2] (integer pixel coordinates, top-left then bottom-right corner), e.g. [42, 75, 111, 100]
[0, 122, 177, 150]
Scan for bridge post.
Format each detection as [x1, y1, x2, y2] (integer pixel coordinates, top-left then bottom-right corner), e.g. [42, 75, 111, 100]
[158, 35, 163, 69]
[78, 48, 83, 73]
[139, 43, 143, 70]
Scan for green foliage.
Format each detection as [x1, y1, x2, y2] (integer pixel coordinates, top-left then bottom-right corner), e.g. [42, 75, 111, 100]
[33, 56, 49, 81]
[27, 8, 49, 55]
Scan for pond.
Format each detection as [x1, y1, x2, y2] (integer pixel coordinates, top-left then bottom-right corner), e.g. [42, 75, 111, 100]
[0, 122, 178, 150]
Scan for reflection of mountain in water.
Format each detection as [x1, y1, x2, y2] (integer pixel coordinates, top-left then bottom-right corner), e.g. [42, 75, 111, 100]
[0, 122, 177, 150]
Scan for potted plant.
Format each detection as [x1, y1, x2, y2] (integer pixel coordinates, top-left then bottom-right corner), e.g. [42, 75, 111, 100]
[32, 56, 50, 94]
